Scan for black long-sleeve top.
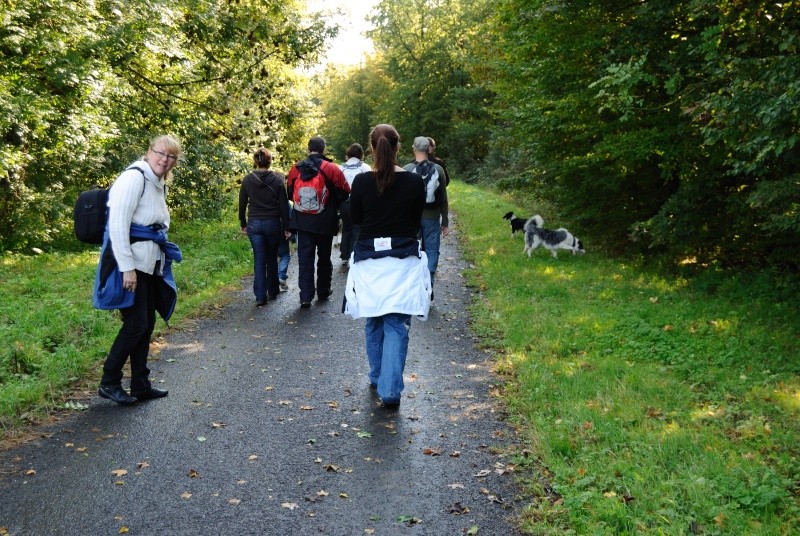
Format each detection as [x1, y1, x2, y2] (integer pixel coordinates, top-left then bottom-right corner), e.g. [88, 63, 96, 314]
[349, 170, 425, 240]
[238, 170, 290, 230]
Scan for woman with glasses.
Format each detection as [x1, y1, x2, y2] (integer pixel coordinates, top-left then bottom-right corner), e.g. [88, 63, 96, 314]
[96, 135, 182, 405]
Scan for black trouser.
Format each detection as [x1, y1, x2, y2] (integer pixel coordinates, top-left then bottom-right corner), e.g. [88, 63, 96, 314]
[339, 199, 356, 260]
[296, 230, 333, 302]
[101, 270, 156, 391]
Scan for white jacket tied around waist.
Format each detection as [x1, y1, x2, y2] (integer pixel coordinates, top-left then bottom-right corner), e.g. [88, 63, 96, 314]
[344, 252, 432, 320]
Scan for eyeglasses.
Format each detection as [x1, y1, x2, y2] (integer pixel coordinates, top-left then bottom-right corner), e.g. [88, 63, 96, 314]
[151, 149, 178, 162]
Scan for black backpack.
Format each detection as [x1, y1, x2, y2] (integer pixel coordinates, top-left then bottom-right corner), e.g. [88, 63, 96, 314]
[73, 166, 147, 244]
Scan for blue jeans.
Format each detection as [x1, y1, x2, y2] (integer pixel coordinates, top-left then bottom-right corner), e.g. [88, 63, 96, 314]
[419, 217, 441, 280]
[247, 218, 281, 302]
[296, 230, 333, 303]
[278, 234, 290, 281]
[365, 313, 411, 403]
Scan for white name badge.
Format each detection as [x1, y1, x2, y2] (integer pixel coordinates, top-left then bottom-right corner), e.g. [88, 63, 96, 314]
[373, 237, 391, 251]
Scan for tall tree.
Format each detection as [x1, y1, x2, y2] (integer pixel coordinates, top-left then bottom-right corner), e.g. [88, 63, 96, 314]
[0, 0, 333, 250]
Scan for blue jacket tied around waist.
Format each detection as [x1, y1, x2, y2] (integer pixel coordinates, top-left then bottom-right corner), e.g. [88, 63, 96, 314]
[93, 223, 182, 322]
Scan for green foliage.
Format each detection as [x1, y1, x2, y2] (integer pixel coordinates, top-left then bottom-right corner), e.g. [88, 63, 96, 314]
[482, 0, 800, 267]
[319, 0, 493, 172]
[0, 0, 334, 251]
[453, 180, 800, 534]
[0, 197, 251, 426]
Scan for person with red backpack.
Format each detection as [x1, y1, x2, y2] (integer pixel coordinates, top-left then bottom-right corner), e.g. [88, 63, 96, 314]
[286, 136, 350, 308]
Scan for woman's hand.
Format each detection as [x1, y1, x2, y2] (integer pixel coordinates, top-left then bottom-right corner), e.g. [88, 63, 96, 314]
[123, 270, 137, 292]
[441, 226, 450, 237]
[241, 226, 248, 235]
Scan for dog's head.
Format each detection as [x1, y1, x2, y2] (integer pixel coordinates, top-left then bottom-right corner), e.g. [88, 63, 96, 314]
[575, 239, 586, 254]
[503, 211, 514, 220]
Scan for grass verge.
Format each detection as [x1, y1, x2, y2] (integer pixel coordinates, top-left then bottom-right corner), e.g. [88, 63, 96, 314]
[450, 181, 800, 535]
[0, 206, 251, 432]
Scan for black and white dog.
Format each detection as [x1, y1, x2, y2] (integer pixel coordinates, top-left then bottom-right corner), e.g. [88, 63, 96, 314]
[523, 215, 585, 258]
[503, 211, 527, 235]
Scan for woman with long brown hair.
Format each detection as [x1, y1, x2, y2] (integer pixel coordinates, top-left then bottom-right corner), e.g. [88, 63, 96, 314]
[344, 124, 431, 409]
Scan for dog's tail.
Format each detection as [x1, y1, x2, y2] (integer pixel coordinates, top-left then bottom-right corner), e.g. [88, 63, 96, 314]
[524, 215, 544, 232]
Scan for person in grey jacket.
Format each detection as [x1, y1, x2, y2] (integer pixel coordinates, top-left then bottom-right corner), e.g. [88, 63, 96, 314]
[404, 136, 449, 298]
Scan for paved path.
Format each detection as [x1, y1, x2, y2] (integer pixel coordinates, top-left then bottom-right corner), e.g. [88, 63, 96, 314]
[1, 219, 520, 535]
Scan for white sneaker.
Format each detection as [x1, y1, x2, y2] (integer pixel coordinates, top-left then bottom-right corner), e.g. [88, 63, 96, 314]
[279, 280, 288, 292]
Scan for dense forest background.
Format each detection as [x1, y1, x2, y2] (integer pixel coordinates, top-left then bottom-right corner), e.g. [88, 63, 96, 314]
[2, 0, 799, 271]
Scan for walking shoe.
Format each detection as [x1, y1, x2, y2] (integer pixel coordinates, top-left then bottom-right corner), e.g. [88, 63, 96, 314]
[279, 280, 288, 292]
[380, 399, 400, 410]
[318, 290, 333, 301]
[98, 385, 138, 406]
[256, 300, 267, 307]
[130, 387, 169, 400]
[300, 301, 311, 309]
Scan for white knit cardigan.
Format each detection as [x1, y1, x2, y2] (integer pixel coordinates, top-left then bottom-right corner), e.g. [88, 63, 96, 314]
[107, 160, 170, 274]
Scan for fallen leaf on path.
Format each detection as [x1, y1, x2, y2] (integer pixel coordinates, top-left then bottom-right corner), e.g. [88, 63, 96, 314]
[356, 431, 372, 438]
[248, 455, 259, 460]
[473, 469, 491, 478]
[339, 492, 349, 499]
[136, 461, 149, 469]
[396, 515, 422, 526]
[317, 490, 329, 497]
[281, 502, 299, 510]
[365, 530, 375, 535]
[181, 492, 192, 499]
[118, 527, 129, 534]
[211, 421, 226, 428]
[300, 405, 314, 411]
[111, 469, 128, 477]
[65, 442, 74, 447]
[187, 469, 200, 478]
[449, 451, 461, 458]
[228, 498, 241, 505]
[24, 469, 36, 476]
[448, 483, 465, 489]
[76, 447, 88, 453]
[467, 526, 479, 535]
[447, 502, 470, 514]
[323, 464, 340, 472]
[422, 448, 441, 456]
[197, 436, 207, 442]
[494, 462, 514, 475]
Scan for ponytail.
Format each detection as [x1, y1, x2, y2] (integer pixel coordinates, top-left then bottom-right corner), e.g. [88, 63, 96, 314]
[369, 124, 400, 195]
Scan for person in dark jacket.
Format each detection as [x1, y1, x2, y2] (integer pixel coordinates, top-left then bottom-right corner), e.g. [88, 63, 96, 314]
[286, 136, 350, 308]
[98, 134, 182, 406]
[239, 147, 291, 306]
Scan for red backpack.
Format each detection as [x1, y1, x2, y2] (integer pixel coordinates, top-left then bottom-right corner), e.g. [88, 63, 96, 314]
[292, 158, 331, 214]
